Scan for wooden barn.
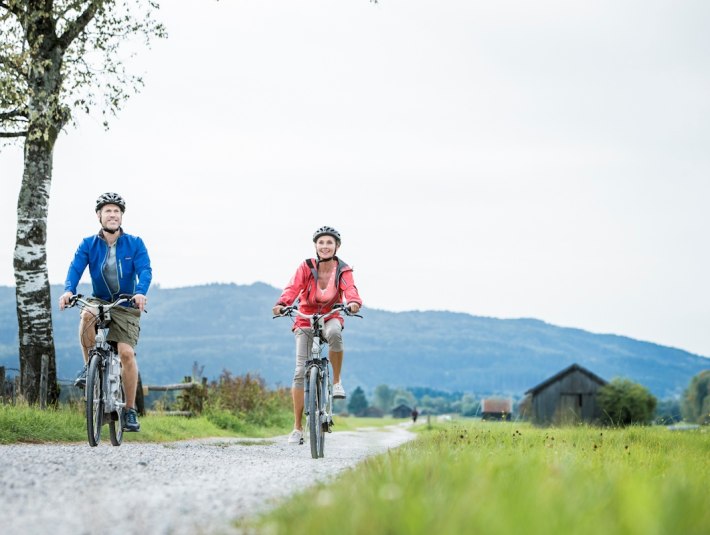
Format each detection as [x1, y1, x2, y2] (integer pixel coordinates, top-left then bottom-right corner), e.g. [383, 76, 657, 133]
[391, 404, 412, 419]
[525, 363, 607, 426]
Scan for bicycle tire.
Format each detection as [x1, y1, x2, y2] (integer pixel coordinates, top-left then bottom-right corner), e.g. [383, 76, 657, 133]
[86, 353, 103, 447]
[109, 380, 125, 447]
[308, 367, 323, 459]
[318, 371, 326, 457]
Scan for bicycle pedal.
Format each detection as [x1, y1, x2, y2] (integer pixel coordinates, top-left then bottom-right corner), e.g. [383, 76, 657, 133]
[299, 437, 304, 445]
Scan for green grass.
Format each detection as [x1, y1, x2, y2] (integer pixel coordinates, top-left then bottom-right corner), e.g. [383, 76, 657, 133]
[331, 415, 403, 431]
[245, 421, 710, 535]
[0, 404, 400, 444]
[0, 403, 289, 444]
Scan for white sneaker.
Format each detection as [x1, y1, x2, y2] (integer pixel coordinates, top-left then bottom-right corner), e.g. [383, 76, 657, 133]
[288, 429, 303, 445]
[333, 383, 346, 399]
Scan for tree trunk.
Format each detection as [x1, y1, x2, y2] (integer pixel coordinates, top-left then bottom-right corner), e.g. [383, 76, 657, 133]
[14, 26, 66, 406]
[15, 130, 60, 405]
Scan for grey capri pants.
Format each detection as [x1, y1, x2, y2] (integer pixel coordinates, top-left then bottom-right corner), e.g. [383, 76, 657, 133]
[292, 319, 343, 389]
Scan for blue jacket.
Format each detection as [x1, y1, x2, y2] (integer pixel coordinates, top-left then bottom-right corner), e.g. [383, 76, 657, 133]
[64, 230, 152, 303]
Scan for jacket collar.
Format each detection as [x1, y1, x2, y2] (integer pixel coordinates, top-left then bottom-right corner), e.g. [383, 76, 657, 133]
[98, 227, 124, 242]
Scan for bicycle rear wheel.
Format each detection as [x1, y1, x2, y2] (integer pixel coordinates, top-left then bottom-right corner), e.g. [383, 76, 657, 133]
[86, 353, 103, 447]
[109, 381, 125, 447]
[308, 368, 323, 459]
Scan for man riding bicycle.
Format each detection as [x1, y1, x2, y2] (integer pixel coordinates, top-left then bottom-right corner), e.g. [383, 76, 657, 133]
[58, 192, 151, 432]
[272, 226, 362, 445]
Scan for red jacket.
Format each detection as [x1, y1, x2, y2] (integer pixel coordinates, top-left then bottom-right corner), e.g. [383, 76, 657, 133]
[276, 257, 363, 329]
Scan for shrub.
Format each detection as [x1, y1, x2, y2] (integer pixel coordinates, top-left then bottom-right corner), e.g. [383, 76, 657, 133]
[681, 370, 710, 425]
[206, 370, 291, 428]
[598, 378, 657, 426]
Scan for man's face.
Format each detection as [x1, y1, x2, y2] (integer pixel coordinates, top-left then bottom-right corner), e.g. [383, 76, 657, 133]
[97, 204, 123, 231]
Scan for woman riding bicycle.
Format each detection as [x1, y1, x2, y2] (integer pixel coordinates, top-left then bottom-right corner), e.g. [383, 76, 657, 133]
[272, 226, 362, 445]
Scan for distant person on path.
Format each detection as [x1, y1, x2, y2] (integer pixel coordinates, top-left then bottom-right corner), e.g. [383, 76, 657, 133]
[272, 226, 362, 445]
[412, 406, 419, 423]
[58, 192, 151, 432]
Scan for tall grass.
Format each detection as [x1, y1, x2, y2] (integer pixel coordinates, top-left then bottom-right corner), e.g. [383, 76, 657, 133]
[248, 421, 710, 535]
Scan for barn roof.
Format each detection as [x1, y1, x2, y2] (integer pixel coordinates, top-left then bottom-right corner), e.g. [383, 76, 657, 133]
[525, 363, 607, 395]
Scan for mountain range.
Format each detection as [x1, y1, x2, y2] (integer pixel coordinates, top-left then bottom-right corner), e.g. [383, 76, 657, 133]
[1, 283, 707, 399]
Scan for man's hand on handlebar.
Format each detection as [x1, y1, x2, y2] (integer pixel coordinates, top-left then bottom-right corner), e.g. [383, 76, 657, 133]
[132, 294, 147, 313]
[58, 292, 74, 311]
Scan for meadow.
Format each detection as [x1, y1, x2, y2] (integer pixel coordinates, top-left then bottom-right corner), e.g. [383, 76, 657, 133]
[0, 403, 398, 444]
[245, 420, 710, 535]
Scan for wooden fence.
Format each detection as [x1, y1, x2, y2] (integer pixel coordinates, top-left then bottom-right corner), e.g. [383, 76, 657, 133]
[0, 366, 21, 405]
[1, 364, 208, 417]
[142, 376, 208, 416]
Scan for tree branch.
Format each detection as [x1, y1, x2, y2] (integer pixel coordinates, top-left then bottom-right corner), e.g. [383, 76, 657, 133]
[0, 130, 28, 137]
[0, 1, 24, 18]
[0, 52, 28, 79]
[1, 108, 29, 120]
[58, 0, 103, 49]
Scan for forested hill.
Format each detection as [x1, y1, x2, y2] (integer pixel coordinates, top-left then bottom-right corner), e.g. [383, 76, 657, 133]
[0, 283, 707, 398]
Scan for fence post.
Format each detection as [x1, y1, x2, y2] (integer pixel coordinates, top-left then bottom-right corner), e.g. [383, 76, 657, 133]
[14, 376, 21, 404]
[0, 366, 5, 404]
[39, 355, 48, 410]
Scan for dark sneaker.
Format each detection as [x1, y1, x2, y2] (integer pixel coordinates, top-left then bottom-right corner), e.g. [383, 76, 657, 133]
[74, 364, 88, 388]
[123, 408, 141, 432]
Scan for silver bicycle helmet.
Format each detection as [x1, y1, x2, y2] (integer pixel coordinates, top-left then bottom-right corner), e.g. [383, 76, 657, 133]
[313, 226, 341, 244]
[95, 192, 126, 213]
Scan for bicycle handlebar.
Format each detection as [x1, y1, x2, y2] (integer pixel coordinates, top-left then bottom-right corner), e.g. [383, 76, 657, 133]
[66, 293, 138, 312]
[273, 302, 363, 320]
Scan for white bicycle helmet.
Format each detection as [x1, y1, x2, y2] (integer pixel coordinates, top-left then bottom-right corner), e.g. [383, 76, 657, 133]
[313, 226, 341, 245]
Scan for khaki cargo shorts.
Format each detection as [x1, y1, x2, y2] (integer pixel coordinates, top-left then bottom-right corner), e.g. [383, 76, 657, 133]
[88, 297, 142, 348]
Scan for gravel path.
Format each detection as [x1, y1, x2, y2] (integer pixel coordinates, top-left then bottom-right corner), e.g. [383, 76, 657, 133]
[1, 425, 415, 535]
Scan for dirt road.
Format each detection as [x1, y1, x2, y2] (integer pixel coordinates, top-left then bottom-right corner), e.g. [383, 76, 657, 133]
[0, 425, 415, 535]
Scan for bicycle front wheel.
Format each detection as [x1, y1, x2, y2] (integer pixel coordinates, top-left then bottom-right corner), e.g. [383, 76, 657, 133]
[308, 368, 323, 459]
[86, 353, 103, 447]
[109, 381, 125, 447]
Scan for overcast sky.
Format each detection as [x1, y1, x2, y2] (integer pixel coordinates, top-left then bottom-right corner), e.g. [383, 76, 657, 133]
[1, 0, 709, 357]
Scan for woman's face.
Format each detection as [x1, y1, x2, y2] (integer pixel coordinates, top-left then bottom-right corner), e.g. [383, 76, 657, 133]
[315, 235, 338, 260]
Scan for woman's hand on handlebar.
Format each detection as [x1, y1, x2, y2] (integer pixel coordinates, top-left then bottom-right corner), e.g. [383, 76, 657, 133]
[273, 304, 295, 318]
[347, 302, 360, 314]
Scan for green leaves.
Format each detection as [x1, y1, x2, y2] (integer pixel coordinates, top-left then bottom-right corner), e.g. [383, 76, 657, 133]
[0, 0, 166, 140]
[598, 378, 657, 426]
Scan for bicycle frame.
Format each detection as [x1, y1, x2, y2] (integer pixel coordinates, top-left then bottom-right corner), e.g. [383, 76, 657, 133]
[276, 303, 357, 458]
[68, 294, 132, 446]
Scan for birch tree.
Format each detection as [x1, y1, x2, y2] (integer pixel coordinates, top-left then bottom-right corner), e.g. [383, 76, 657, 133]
[0, 0, 165, 404]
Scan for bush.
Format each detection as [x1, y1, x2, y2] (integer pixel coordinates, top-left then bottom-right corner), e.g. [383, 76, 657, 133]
[206, 370, 291, 428]
[205, 408, 248, 433]
[681, 370, 710, 425]
[598, 378, 657, 426]
[654, 398, 682, 425]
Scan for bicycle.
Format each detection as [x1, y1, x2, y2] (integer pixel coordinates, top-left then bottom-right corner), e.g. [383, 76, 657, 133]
[66, 294, 136, 447]
[275, 303, 362, 459]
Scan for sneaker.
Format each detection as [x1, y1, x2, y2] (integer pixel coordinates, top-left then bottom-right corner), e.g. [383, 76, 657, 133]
[123, 408, 141, 432]
[287, 429, 303, 445]
[74, 364, 88, 388]
[333, 383, 346, 399]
